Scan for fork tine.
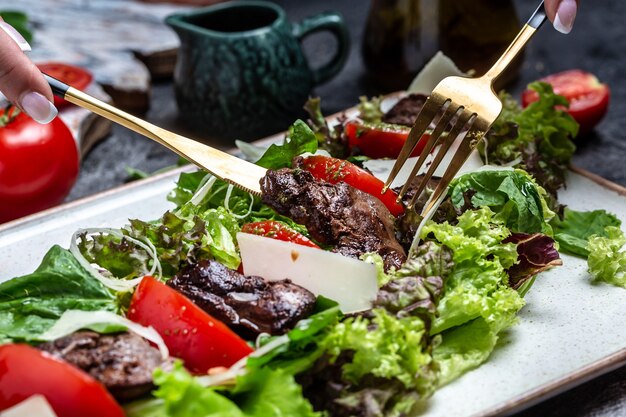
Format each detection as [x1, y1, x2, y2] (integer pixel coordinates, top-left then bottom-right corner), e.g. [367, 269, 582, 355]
[407, 110, 473, 209]
[382, 97, 447, 193]
[396, 103, 461, 201]
[419, 120, 487, 216]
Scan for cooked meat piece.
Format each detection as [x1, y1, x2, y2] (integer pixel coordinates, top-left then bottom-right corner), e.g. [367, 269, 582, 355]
[38, 331, 168, 401]
[381, 94, 428, 127]
[167, 259, 316, 338]
[261, 166, 406, 271]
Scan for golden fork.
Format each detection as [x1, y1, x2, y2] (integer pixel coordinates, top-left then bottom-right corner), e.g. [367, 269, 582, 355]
[383, 1, 547, 216]
[45, 75, 267, 196]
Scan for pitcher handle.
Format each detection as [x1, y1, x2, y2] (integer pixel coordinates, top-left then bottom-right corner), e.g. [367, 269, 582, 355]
[292, 12, 350, 86]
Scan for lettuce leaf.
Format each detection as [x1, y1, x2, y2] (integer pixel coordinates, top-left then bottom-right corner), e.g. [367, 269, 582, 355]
[433, 318, 498, 386]
[0, 246, 118, 343]
[587, 226, 626, 288]
[449, 169, 554, 235]
[255, 120, 318, 169]
[129, 362, 320, 417]
[479, 83, 579, 200]
[552, 208, 621, 257]
[503, 233, 562, 293]
[306, 309, 438, 415]
[421, 207, 524, 334]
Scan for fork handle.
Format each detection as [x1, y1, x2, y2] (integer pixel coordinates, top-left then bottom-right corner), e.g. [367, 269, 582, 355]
[483, 1, 546, 82]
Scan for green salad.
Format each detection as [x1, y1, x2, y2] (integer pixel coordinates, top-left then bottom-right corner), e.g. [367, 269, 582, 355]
[0, 82, 624, 417]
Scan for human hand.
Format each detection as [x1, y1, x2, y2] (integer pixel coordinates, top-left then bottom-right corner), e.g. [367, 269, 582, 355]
[0, 19, 57, 124]
[545, 0, 579, 34]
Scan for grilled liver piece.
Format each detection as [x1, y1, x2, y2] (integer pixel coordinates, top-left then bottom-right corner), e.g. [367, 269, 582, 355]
[38, 331, 167, 401]
[261, 165, 406, 271]
[167, 259, 316, 338]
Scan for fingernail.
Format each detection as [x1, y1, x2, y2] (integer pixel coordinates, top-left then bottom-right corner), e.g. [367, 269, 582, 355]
[20, 92, 58, 124]
[554, 0, 577, 34]
[0, 22, 31, 52]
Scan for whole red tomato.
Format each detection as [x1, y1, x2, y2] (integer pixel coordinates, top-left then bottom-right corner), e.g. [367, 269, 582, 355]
[522, 70, 610, 136]
[0, 107, 79, 223]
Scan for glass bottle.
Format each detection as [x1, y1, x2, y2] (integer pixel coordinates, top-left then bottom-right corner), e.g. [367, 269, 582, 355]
[362, 0, 522, 92]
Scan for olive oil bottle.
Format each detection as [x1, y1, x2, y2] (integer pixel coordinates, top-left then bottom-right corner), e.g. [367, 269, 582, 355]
[362, 0, 521, 91]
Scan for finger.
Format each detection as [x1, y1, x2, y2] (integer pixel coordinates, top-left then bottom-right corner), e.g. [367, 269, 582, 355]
[545, 0, 579, 34]
[0, 21, 57, 123]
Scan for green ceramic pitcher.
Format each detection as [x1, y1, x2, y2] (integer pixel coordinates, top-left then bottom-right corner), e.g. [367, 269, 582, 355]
[166, 1, 349, 141]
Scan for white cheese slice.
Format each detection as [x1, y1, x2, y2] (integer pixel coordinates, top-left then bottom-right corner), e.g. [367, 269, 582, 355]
[0, 395, 58, 417]
[407, 51, 467, 95]
[237, 233, 378, 314]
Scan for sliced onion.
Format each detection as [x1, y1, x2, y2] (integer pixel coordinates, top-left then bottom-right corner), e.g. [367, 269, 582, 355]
[189, 174, 217, 206]
[38, 310, 169, 360]
[224, 184, 255, 219]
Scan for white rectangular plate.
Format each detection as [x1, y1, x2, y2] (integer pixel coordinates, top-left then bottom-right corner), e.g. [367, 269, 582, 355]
[0, 163, 624, 417]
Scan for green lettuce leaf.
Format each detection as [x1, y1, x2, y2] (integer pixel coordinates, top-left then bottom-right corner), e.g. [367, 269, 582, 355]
[129, 362, 320, 417]
[322, 309, 437, 395]
[479, 83, 579, 200]
[587, 226, 626, 288]
[255, 120, 318, 169]
[433, 318, 498, 386]
[421, 207, 524, 334]
[449, 169, 554, 235]
[552, 208, 621, 257]
[0, 246, 118, 343]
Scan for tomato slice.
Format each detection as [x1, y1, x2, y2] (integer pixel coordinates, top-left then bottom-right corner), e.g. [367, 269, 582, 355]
[128, 276, 253, 374]
[299, 155, 405, 217]
[241, 220, 320, 248]
[521, 70, 610, 135]
[36, 62, 93, 108]
[345, 120, 429, 159]
[0, 344, 124, 417]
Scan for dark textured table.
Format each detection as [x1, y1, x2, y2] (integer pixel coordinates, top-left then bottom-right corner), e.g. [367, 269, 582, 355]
[68, 0, 625, 415]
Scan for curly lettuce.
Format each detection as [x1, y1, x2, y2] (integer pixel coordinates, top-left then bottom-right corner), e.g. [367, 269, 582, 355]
[421, 208, 526, 385]
[587, 226, 626, 288]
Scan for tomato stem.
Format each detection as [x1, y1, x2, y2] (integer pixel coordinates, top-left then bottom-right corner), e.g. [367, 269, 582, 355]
[0, 105, 21, 127]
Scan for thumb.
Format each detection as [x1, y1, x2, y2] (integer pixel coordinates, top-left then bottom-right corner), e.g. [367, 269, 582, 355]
[0, 20, 57, 124]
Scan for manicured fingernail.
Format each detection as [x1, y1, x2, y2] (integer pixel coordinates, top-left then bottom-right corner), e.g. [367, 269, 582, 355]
[554, 0, 577, 34]
[20, 92, 58, 124]
[0, 22, 31, 51]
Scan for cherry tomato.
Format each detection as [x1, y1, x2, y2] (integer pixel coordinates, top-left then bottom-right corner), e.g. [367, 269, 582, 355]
[36, 63, 93, 108]
[521, 70, 610, 135]
[128, 276, 253, 374]
[344, 120, 429, 159]
[299, 155, 405, 217]
[241, 220, 320, 248]
[0, 107, 79, 224]
[0, 344, 124, 417]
